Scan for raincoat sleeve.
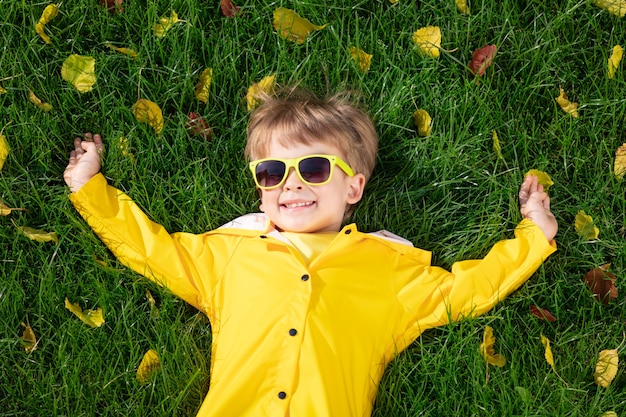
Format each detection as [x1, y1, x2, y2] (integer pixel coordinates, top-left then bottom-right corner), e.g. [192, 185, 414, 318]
[396, 219, 556, 341]
[69, 173, 222, 313]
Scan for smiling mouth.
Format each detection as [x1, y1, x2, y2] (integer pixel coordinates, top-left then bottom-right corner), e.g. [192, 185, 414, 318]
[282, 201, 315, 209]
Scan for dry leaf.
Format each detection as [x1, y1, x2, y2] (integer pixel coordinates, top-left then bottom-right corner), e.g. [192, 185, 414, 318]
[99, 0, 124, 13]
[540, 334, 558, 374]
[1, 200, 26, 216]
[153, 10, 180, 37]
[468, 45, 497, 76]
[614, 143, 626, 179]
[61, 54, 96, 93]
[608, 45, 623, 79]
[524, 169, 554, 192]
[601, 412, 619, 417]
[195, 68, 213, 103]
[220, 0, 240, 17]
[18, 226, 58, 244]
[530, 305, 557, 322]
[413, 109, 432, 137]
[413, 26, 442, 58]
[456, 0, 470, 14]
[492, 130, 503, 159]
[246, 75, 276, 110]
[132, 99, 164, 134]
[273, 8, 327, 44]
[21, 322, 38, 353]
[583, 264, 618, 305]
[0, 129, 9, 171]
[137, 349, 161, 384]
[35, 4, 59, 44]
[146, 290, 159, 316]
[595, 348, 619, 388]
[106, 43, 138, 59]
[556, 88, 579, 118]
[349, 47, 373, 73]
[575, 210, 599, 240]
[186, 112, 212, 140]
[593, 0, 626, 17]
[480, 326, 506, 367]
[64, 298, 105, 328]
[0, 84, 6, 94]
[28, 90, 53, 112]
[390, 0, 399, 3]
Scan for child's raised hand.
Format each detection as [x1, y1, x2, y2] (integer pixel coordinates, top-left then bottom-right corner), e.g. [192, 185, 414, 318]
[63, 133, 105, 193]
[519, 175, 558, 242]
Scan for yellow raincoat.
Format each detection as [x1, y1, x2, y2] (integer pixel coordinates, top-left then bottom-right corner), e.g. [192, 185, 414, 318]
[70, 173, 556, 417]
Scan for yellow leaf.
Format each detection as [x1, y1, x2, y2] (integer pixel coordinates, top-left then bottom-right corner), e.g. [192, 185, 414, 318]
[246, 75, 276, 111]
[105, 43, 138, 59]
[195, 68, 213, 103]
[555, 88, 579, 118]
[540, 334, 556, 370]
[608, 45, 623, 79]
[0, 200, 26, 216]
[136, 349, 161, 384]
[272, 8, 327, 44]
[575, 210, 600, 240]
[0, 130, 9, 171]
[456, 0, 470, 14]
[614, 143, 626, 179]
[594, 349, 619, 388]
[146, 290, 159, 316]
[21, 322, 38, 354]
[390, 0, 399, 3]
[524, 169, 554, 192]
[349, 47, 373, 73]
[593, 0, 626, 17]
[492, 130, 503, 159]
[64, 298, 105, 328]
[412, 109, 432, 137]
[0, 84, 6, 94]
[413, 26, 442, 58]
[132, 99, 164, 134]
[153, 10, 179, 37]
[601, 412, 619, 417]
[61, 54, 96, 93]
[479, 326, 506, 367]
[35, 4, 59, 44]
[18, 226, 58, 244]
[28, 91, 53, 112]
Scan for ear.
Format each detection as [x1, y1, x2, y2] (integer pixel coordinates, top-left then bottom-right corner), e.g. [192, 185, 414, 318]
[346, 173, 366, 205]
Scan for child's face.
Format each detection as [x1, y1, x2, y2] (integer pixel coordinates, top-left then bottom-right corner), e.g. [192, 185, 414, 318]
[256, 140, 365, 233]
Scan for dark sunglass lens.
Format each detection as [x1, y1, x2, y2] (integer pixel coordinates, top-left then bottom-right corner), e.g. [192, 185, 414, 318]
[299, 157, 331, 184]
[256, 161, 286, 187]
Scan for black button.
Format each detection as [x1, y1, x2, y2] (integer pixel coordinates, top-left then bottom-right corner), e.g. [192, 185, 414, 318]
[301, 274, 309, 281]
[289, 329, 297, 336]
[260, 235, 267, 239]
[345, 229, 352, 235]
[278, 391, 287, 399]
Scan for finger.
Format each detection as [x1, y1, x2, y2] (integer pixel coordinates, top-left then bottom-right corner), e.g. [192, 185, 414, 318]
[92, 133, 105, 154]
[74, 137, 84, 157]
[542, 194, 551, 210]
[84, 132, 93, 142]
[68, 150, 77, 163]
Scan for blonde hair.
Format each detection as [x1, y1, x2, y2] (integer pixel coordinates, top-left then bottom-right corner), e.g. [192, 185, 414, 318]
[245, 87, 379, 184]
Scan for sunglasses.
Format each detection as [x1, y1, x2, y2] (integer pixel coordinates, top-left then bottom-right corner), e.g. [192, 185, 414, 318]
[249, 154, 355, 190]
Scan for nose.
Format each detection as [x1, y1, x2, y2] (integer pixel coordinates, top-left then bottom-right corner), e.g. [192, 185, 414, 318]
[283, 167, 303, 190]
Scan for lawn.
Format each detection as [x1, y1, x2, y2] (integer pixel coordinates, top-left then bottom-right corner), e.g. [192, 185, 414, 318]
[1, 0, 625, 416]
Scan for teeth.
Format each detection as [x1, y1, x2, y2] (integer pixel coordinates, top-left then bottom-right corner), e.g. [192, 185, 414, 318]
[284, 201, 313, 208]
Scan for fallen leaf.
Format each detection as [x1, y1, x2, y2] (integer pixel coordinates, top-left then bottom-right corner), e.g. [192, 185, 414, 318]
[413, 26, 442, 58]
[99, 0, 123, 13]
[195, 68, 213, 103]
[186, 112, 212, 140]
[28, 90, 53, 112]
[540, 334, 559, 376]
[106, 43, 138, 59]
[18, 226, 58, 244]
[21, 322, 38, 353]
[35, 4, 59, 44]
[1, 200, 26, 216]
[273, 8, 327, 44]
[530, 305, 557, 322]
[64, 298, 105, 328]
[583, 264, 618, 305]
[0, 128, 9, 171]
[468, 45, 497, 76]
[61, 54, 96, 93]
[575, 210, 599, 240]
[524, 169, 554, 192]
[413, 109, 432, 137]
[456, 0, 470, 14]
[390, 0, 399, 3]
[246, 75, 276, 110]
[601, 412, 619, 417]
[153, 10, 180, 38]
[555, 88, 579, 118]
[593, 0, 626, 17]
[608, 45, 623, 79]
[137, 349, 161, 384]
[132, 99, 164, 134]
[492, 130, 503, 159]
[220, 0, 240, 17]
[480, 326, 506, 367]
[614, 143, 626, 179]
[594, 348, 619, 388]
[146, 290, 159, 316]
[349, 47, 373, 73]
[0, 84, 6, 94]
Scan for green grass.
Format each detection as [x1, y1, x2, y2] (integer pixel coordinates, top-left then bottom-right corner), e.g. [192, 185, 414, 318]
[1, 0, 625, 415]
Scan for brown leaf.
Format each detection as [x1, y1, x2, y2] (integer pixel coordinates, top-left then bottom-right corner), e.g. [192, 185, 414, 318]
[530, 305, 557, 322]
[220, 0, 240, 17]
[583, 264, 618, 305]
[186, 112, 212, 140]
[21, 322, 38, 353]
[468, 45, 497, 76]
[99, 0, 124, 13]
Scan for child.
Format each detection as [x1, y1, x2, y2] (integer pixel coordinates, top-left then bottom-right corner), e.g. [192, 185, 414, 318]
[64, 89, 557, 417]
